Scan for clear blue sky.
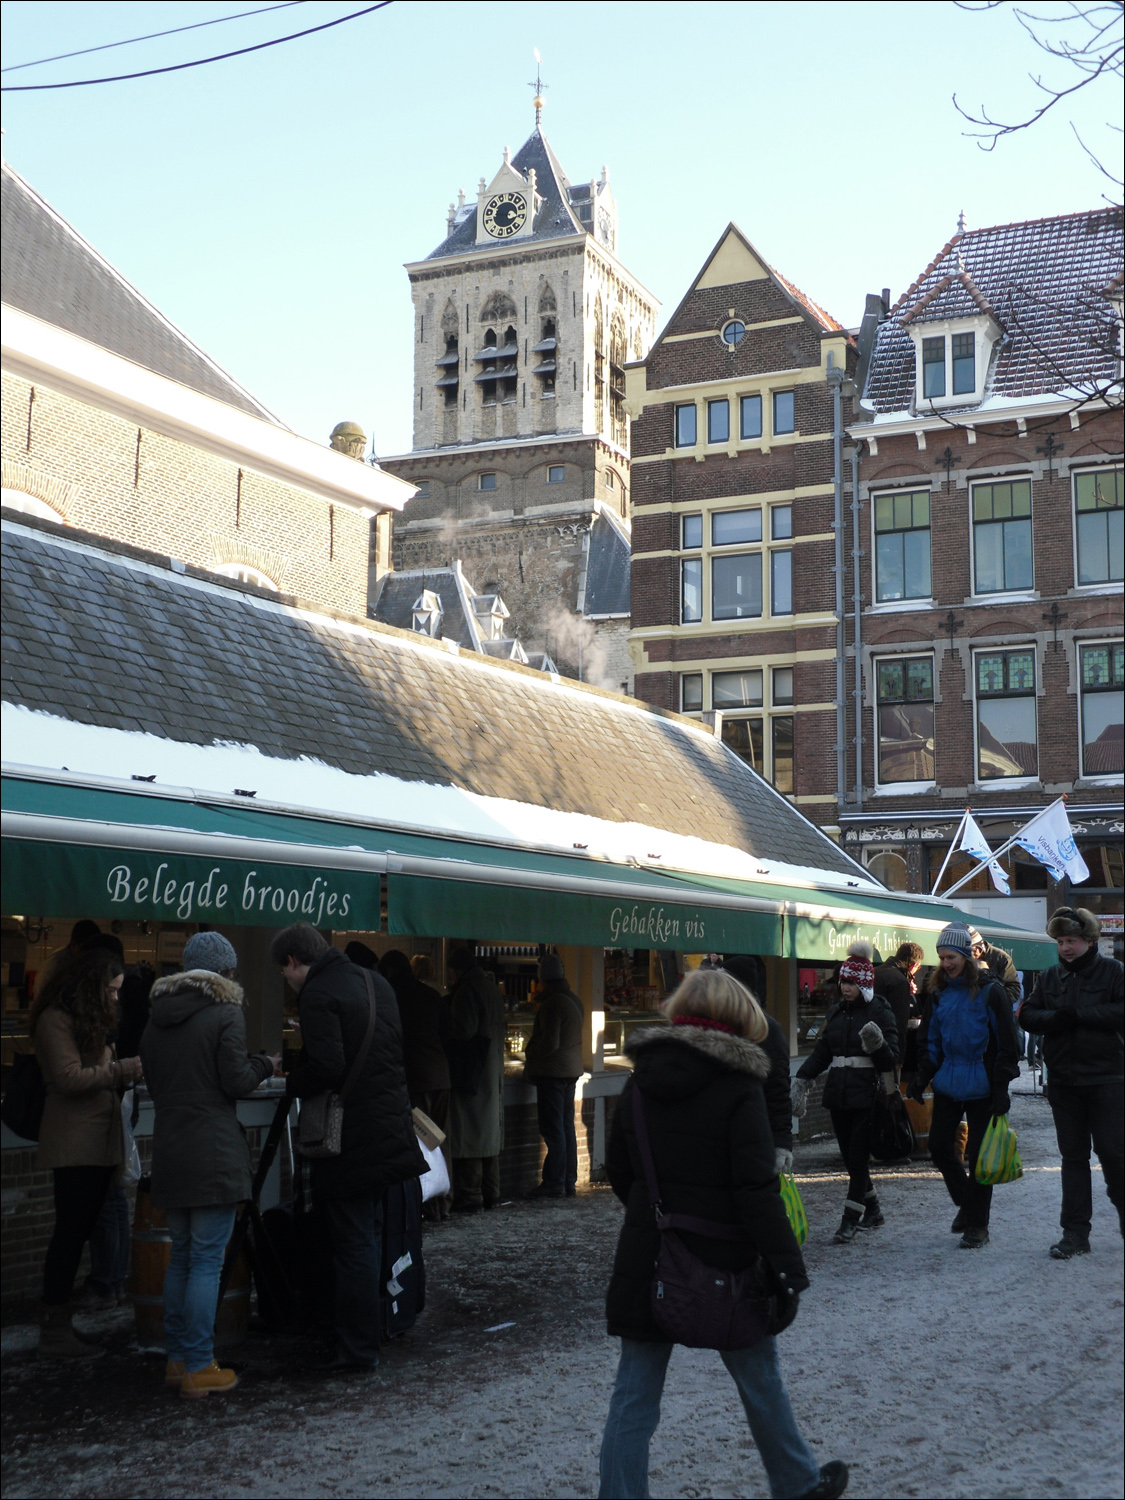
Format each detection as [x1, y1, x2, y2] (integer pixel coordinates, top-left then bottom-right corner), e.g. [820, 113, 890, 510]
[1, 1, 1118, 456]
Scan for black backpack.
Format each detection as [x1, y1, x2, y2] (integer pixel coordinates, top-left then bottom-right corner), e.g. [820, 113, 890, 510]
[2, 1053, 46, 1141]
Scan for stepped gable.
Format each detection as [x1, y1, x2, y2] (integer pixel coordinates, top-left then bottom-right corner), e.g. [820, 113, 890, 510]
[1, 517, 866, 879]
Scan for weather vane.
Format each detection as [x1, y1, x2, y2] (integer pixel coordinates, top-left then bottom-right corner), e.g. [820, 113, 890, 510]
[529, 47, 547, 126]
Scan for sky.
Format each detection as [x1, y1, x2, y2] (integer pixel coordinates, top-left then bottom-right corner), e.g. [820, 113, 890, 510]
[1, 0, 1119, 457]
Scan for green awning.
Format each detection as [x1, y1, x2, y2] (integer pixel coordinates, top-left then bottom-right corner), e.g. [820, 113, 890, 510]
[0, 774, 1056, 966]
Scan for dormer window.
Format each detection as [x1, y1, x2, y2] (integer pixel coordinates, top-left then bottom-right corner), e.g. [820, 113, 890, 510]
[412, 589, 444, 637]
[908, 313, 1000, 410]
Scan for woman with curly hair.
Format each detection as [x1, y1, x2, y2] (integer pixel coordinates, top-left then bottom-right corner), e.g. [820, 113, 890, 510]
[30, 949, 142, 1358]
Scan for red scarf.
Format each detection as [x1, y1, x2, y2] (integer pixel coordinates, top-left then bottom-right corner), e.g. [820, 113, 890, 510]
[672, 1015, 736, 1036]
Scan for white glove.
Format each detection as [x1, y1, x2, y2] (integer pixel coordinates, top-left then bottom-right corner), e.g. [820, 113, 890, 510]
[790, 1077, 811, 1118]
[774, 1147, 794, 1176]
[859, 1021, 885, 1055]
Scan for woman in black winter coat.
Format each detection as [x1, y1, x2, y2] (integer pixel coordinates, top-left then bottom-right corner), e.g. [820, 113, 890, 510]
[600, 968, 847, 1500]
[792, 940, 898, 1244]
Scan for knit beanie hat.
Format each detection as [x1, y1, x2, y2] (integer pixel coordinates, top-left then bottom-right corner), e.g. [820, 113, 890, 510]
[838, 955, 875, 991]
[539, 953, 565, 982]
[182, 930, 238, 974]
[935, 922, 973, 957]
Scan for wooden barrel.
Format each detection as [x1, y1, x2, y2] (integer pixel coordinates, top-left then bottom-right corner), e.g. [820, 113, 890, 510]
[130, 1180, 250, 1348]
[901, 1082, 933, 1158]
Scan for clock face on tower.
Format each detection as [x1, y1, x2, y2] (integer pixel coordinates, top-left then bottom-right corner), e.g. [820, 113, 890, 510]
[482, 192, 528, 239]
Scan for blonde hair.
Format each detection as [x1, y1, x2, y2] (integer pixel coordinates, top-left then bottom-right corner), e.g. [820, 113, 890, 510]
[663, 967, 769, 1042]
[410, 953, 435, 984]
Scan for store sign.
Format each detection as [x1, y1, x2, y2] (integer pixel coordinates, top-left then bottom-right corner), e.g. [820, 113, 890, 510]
[2, 839, 382, 930]
[788, 912, 941, 964]
[608, 903, 709, 946]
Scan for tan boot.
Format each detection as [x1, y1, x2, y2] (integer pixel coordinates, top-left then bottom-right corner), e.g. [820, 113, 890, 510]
[165, 1360, 185, 1387]
[181, 1361, 238, 1399]
[38, 1305, 103, 1360]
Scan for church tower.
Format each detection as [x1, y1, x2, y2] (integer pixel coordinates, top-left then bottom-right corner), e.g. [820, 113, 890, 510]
[378, 103, 659, 690]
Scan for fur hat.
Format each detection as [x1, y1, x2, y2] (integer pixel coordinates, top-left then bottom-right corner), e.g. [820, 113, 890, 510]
[1046, 907, 1101, 942]
[935, 922, 973, 957]
[181, 931, 237, 974]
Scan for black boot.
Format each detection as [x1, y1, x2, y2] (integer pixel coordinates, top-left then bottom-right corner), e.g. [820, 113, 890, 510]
[832, 1214, 861, 1244]
[1049, 1229, 1091, 1260]
[958, 1225, 989, 1249]
[799, 1459, 849, 1498]
[860, 1198, 884, 1229]
[950, 1208, 967, 1234]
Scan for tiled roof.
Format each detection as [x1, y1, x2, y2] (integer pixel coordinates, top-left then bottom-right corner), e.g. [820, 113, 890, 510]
[370, 567, 478, 649]
[423, 129, 585, 260]
[1, 160, 283, 425]
[1, 518, 864, 877]
[583, 510, 631, 617]
[864, 208, 1123, 414]
[770, 265, 846, 333]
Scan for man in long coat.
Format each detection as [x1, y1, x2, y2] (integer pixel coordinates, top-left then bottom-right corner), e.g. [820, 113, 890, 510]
[442, 946, 506, 1213]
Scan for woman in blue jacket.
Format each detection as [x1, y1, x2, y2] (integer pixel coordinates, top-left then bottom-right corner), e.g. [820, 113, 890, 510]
[910, 923, 1020, 1248]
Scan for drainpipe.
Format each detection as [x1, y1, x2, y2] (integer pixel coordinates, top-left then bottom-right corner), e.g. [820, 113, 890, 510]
[848, 442, 865, 812]
[827, 359, 846, 813]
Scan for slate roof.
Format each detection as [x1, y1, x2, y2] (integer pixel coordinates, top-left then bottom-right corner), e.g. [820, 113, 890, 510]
[1, 518, 866, 878]
[1, 160, 282, 425]
[424, 129, 585, 260]
[583, 510, 631, 617]
[370, 567, 477, 649]
[864, 208, 1123, 414]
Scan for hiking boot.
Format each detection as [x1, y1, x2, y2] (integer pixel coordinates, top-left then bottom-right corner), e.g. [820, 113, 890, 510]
[165, 1360, 185, 1387]
[1049, 1230, 1091, 1260]
[958, 1225, 990, 1249]
[860, 1204, 885, 1229]
[524, 1182, 564, 1200]
[799, 1459, 849, 1498]
[181, 1361, 238, 1399]
[950, 1208, 967, 1234]
[832, 1215, 861, 1244]
[37, 1306, 103, 1360]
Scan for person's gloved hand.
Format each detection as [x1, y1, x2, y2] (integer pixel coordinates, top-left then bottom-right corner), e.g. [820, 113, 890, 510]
[907, 1076, 928, 1103]
[859, 1021, 885, 1055]
[774, 1147, 794, 1176]
[770, 1271, 801, 1332]
[990, 1085, 1011, 1116]
[790, 1078, 811, 1119]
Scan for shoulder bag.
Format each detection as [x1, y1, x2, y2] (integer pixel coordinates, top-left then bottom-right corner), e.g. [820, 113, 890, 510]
[1, 1051, 46, 1141]
[297, 969, 377, 1160]
[631, 1087, 781, 1351]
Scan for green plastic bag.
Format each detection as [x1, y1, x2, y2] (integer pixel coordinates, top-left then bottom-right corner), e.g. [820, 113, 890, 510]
[975, 1113, 1024, 1186]
[780, 1173, 808, 1245]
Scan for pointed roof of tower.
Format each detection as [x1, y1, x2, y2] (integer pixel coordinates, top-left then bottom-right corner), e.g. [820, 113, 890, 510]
[424, 127, 585, 260]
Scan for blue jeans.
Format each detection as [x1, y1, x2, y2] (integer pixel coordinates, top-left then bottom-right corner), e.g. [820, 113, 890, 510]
[599, 1337, 820, 1500]
[534, 1076, 578, 1191]
[163, 1204, 238, 1372]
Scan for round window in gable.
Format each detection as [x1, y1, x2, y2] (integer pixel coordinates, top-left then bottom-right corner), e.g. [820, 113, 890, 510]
[721, 319, 747, 346]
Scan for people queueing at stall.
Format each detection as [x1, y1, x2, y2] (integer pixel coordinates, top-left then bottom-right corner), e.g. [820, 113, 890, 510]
[522, 953, 585, 1199]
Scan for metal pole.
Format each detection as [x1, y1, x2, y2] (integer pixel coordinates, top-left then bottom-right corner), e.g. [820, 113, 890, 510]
[940, 797, 1065, 899]
[850, 443, 864, 810]
[829, 360, 846, 812]
[931, 809, 969, 895]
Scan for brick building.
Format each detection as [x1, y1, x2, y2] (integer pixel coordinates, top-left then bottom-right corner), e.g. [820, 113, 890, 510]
[625, 225, 857, 819]
[1, 160, 411, 616]
[845, 209, 1123, 943]
[379, 115, 658, 689]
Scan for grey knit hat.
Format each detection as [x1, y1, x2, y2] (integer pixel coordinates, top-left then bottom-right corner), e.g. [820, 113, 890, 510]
[182, 931, 238, 974]
[935, 922, 973, 957]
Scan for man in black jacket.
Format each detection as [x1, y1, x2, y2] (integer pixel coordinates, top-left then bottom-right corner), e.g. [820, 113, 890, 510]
[872, 942, 923, 1070]
[1020, 907, 1124, 1260]
[274, 924, 424, 1370]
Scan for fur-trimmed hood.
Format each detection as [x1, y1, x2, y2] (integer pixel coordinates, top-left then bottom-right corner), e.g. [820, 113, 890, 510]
[149, 969, 244, 1028]
[625, 1023, 770, 1099]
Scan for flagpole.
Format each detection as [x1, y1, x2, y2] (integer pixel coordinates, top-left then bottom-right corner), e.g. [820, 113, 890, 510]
[931, 808, 970, 896]
[940, 797, 1067, 900]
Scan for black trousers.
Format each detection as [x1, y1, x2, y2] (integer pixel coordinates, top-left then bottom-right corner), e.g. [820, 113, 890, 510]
[321, 1193, 384, 1366]
[43, 1165, 115, 1306]
[929, 1092, 993, 1228]
[829, 1108, 876, 1215]
[1048, 1080, 1125, 1235]
[535, 1076, 578, 1192]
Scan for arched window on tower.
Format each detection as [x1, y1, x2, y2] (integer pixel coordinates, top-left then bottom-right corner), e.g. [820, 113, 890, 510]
[610, 310, 628, 448]
[437, 300, 460, 408]
[593, 298, 606, 431]
[476, 292, 518, 408]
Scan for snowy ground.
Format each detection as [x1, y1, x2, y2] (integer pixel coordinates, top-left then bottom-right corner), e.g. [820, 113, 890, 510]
[2, 1081, 1122, 1500]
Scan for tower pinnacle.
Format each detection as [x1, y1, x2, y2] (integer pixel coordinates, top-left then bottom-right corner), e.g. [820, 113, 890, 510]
[529, 47, 547, 126]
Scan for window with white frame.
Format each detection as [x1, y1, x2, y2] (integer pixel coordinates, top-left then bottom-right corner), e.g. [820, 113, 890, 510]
[1074, 467, 1123, 585]
[714, 667, 794, 791]
[1079, 641, 1124, 778]
[975, 648, 1037, 781]
[972, 479, 1033, 594]
[910, 315, 999, 408]
[874, 489, 932, 602]
[875, 656, 935, 784]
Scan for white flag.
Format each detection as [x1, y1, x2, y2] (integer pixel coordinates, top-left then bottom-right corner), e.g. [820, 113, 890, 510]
[960, 812, 1011, 894]
[1012, 800, 1090, 884]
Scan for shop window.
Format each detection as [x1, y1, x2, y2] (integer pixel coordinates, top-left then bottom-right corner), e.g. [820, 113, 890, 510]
[712, 552, 763, 620]
[740, 394, 762, 440]
[681, 558, 702, 623]
[773, 390, 795, 435]
[771, 550, 793, 615]
[682, 513, 703, 550]
[712, 508, 762, 546]
[547, 465, 566, 484]
[1079, 641, 1124, 777]
[674, 403, 697, 447]
[973, 480, 1033, 593]
[772, 666, 794, 705]
[713, 669, 763, 708]
[975, 648, 1037, 781]
[874, 489, 931, 602]
[875, 655, 935, 784]
[922, 336, 946, 398]
[681, 673, 703, 712]
[1074, 467, 1123, 585]
[771, 505, 793, 540]
[707, 398, 730, 444]
[867, 851, 910, 891]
